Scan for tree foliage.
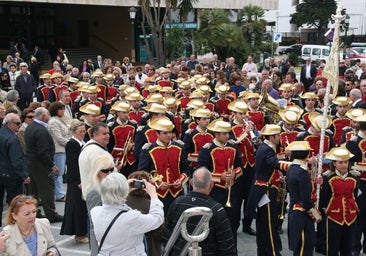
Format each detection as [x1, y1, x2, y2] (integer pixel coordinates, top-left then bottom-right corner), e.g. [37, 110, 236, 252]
[290, 0, 337, 41]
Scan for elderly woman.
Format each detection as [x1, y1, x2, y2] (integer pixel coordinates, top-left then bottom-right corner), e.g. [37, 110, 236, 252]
[3, 90, 21, 115]
[48, 102, 70, 202]
[319, 147, 360, 256]
[2, 194, 60, 256]
[60, 119, 88, 244]
[17, 108, 35, 154]
[91, 172, 164, 256]
[85, 154, 117, 256]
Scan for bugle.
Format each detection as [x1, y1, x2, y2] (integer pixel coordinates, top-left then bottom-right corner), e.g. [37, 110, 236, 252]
[120, 131, 132, 167]
[225, 159, 233, 208]
[277, 180, 287, 220]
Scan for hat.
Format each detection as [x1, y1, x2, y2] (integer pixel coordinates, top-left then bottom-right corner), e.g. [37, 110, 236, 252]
[124, 86, 139, 95]
[186, 99, 205, 109]
[40, 73, 51, 79]
[147, 84, 160, 93]
[192, 74, 203, 81]
[278, 109, 301, 124]
[126, 92, 143, 101]
[86, 86, 101, 94]
[146, 103, 167, 113]
[196, 77, 210, 85]
[278, 83, 294, 91]
[215, 85, 229, 94]
[103, 74, 115, 81]
[190, 108, 211, 118]
[160, 86, 174, 94]
[346, 108, 366, 120]
[260, 124, 281, 135]
[286, 105, 304, 116]
[238, 91, 250, 99]
[179, 81, 192, 89]
[197, 85, 212, 94]
[174, 78, 186, 84]
[118, 84, 129, 92]
[189, 90, 203, 99]
[79, 103, 101, 115]
[67, 76, 79, 83]
[207, 120, 232, 133]
[149, 117, 174, 132]
[285, 141, 313, 152]
[91, 71, 104, 78]
[228, 100, 248, 113]
[50, 72, 63, 79]
[354, 113, 366, 122]
[301, 92, 318, 100]
[146, 93, 164, 104]
[308, 112, 332, 130]
[332, 96, 352, 106]
[111, 101, 130, 112]
[144, 77, 155, 84]
[78, 83, 91, 92]
[164, 97, 180, 108]
[246, 92, 261, 99]
[325, 147, 354, 161]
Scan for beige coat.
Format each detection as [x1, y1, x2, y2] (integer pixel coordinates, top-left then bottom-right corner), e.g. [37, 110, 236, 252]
[1, 218, 59, 256]
[48, 116, 70, 153]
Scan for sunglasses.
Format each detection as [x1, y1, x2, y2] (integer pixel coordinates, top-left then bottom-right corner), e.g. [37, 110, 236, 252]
[26, 115, 34, 119]
[100, 167, 114, 174]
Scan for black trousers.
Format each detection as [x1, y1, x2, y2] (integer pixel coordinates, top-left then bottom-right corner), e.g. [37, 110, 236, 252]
[256, 188, 282, 256]
[327, 218, 356, 256]
[28, 159, 58, 220]
[0, 176, 24, 226]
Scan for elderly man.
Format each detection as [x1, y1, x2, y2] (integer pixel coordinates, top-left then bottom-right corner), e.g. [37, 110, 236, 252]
[0, 113, 29, 226]
[162, 167, 236, 255]
[25, 107, 63, 223]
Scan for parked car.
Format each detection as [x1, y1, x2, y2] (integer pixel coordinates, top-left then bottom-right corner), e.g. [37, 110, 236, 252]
[341, 48, 366, 64]
[279, 44, 303, 56]
[301, 45, 330, 62]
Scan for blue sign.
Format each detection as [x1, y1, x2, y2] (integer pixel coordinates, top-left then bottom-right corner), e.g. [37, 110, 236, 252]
[165, 23, 198, 29]
[273, 33, 282, 43]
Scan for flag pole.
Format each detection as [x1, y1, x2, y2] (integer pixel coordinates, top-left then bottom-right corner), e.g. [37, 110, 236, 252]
[316, 0, 344, 208]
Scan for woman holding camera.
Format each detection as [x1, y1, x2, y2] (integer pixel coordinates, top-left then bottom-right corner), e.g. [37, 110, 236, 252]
[91, 172, 164, 256]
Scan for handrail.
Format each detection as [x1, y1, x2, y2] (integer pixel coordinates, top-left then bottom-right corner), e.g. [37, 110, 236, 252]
[90, 34, 118, 52]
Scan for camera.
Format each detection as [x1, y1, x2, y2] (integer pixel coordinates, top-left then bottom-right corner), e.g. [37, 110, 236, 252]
[132, 180, 146, 189]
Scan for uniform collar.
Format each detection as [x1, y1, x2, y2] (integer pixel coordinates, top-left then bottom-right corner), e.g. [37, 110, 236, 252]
[156, 138, 171, 147]
[264, 139, 276, 152]
[213, 138, 226, 147]
[293, 159, 308, 170]
[335, 169, 348, 179]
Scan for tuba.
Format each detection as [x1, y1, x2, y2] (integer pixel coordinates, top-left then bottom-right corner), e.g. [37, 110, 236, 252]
[259, 90, 283, 124]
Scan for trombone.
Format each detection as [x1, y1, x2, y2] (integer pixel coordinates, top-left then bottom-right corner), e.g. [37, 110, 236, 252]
[225, 158, 234, 208]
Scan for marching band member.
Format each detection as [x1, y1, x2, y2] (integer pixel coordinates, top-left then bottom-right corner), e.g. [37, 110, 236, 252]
[138, 117, 189, 213]
[228, 100, 258, 235]
[246, 92, 265, 130]
[329, 96, 352, 146]
[78, 103, 101, 142]
[197, 120, 243, 251]
[319, 147, 359, 256]
[91, 70, 107, 102]
[300, 92, 319, 129]
[286, 141, 321, 256]
[345, 114, 366, 255]
[246, 124, 283, 256]
[278, 83, 303, 108]
[126, 92, 145, 125]
[36, 73, 52, 102]
[48, 72, 67, 102]
[339, 108, 366, 145]
[107, 101, 137, 178]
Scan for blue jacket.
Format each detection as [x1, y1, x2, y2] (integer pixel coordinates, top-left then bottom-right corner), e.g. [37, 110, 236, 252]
[0, 125, 28, 179]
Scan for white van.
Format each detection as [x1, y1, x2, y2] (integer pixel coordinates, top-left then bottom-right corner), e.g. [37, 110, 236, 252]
[301, 45, 330, 62]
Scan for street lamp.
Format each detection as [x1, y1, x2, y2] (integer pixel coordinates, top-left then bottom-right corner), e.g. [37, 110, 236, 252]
[129, 6, 137, 63]
[344, 14, 350, 46]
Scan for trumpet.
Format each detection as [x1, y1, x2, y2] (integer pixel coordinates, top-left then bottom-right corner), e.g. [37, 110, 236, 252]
[243, 118, 260, 146]
[120, 132, 132, 167]
[225, 159, 234, 208]
[277, 180, 287, 220]
[150, 170, 163, 189]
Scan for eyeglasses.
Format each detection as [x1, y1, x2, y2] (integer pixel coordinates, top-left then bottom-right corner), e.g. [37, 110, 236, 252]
[100, 167, 114, 174]
[26, 115, 34, 119]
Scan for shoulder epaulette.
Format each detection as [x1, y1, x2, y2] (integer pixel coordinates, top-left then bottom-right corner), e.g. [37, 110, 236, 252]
[297, 131, 306, 138]
[174, 139, 184, 146]
[142, 143, 152, 150]
[342, 126, 352, 131]
[142, 112, 149, 118]
[325, 129, 333, 135]
[137, 125, 145, 132]
[227, 139, 236, 145]
[129, 119, 137, 125]
[203, 143, 212, 149]
[322, 170, 333, 177]
[350, 170, 361, 177]
[350, 135, 358, 141]
[184, 119, 193, 124]
[185, 129, 193, 135]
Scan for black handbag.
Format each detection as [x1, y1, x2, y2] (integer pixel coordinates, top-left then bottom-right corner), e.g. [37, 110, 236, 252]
[97, 210, 126, 253]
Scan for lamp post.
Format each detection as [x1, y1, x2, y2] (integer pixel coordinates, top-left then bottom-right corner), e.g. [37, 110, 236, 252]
[129, 6, 137, 63]
[344, 14, 350, 46]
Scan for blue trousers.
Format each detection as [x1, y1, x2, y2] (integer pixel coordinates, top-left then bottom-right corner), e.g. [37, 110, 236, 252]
[53, 152, 66, 199]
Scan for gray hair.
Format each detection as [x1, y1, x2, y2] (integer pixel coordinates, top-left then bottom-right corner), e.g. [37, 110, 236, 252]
[192, 167, 212, 190]
[2, 113, 19, 125]
[34, 107, 49, 120]
[19, 62, 28, 68]
[350, 88, 362, 100]
[6, 90, 19, 101]
[100, 172, 129, 205]
[70, 119, 84, 132]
